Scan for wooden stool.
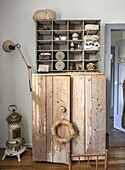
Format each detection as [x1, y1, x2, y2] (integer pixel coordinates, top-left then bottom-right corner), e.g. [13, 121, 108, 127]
[68, 150, 108, 170]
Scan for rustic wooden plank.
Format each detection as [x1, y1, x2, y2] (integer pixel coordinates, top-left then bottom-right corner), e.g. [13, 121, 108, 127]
[32, 75, 43, 161]
[52, 76, 70, 164]
[91, 75, 106, 153]
[39, 76, 47, 161]
[33, 72, 105, 77]
[85, 75, 92, 154]
[46, 76, 53, 162]
[32, 75, 47, 161]
[32, 76, 37, 160]
[91, 74, 99, 153]
[99, 75, 106, 152]
[71, 75, 85, 159]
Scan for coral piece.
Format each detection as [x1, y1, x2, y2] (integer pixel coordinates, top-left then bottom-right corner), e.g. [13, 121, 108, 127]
[86, 62, 96, 70]
[33, 9, 56, 21]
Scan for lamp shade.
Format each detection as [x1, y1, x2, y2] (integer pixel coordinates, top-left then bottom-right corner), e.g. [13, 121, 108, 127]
[2, 40, 15, 53]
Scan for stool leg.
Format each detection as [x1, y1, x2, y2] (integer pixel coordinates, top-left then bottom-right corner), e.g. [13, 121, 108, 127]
[104, 150, 108, 170]
[68, 150, 71, 170]
[96, 156, 98, 170]
[78, 156, 80, 170]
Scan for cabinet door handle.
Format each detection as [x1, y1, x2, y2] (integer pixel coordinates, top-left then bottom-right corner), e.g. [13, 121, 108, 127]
[60, 106, 66, 113]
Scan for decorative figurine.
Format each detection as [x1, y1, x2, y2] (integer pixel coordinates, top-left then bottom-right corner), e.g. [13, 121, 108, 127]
[70, 42, 75, 50]
[72, 33, 79, 40]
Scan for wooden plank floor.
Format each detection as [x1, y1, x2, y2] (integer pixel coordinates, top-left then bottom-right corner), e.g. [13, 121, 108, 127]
[1, 118, 125, 170]
[110, 118, 125, 146]
[0, 147, 125, 170]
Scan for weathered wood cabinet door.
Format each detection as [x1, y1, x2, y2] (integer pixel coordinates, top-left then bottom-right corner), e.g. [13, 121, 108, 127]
[32, 75, 70, 163]
[71, 74, 106, 158]
[32, 73, 106, 163]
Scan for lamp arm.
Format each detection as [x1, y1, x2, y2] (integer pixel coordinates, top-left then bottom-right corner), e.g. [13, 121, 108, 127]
[15, 44, 31, 68]
[15, 43, 32, 92]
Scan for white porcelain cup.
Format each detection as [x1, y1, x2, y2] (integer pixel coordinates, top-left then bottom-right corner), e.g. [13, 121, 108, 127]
[54, 37, 60, 40]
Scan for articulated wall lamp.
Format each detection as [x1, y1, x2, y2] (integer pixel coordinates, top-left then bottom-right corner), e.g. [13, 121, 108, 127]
[2, 40, 32, 92]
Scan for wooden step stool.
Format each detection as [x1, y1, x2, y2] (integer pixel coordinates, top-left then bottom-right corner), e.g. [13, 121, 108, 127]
[68, 150, 108, 170]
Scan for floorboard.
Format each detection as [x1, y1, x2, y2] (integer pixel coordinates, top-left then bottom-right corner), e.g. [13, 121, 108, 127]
[1, 147, 125, 169]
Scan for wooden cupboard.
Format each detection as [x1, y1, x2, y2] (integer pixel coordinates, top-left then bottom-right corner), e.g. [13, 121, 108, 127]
[32, 72, 106, 164]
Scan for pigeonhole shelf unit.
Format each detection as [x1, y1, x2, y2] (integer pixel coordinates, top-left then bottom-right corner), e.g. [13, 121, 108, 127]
[35, 20, 101, 73]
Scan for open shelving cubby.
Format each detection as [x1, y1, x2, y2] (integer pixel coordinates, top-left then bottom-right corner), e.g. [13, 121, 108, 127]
[36, 19, 101, 72]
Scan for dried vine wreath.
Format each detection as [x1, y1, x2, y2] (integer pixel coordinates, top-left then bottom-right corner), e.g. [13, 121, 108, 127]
[51, 119, 75, 143]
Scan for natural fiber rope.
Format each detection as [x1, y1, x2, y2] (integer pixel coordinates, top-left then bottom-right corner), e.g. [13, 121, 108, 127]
[51, 119, 75, 143]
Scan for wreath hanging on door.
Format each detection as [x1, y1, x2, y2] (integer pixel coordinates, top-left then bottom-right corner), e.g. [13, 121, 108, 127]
[51, 119, 75, 143]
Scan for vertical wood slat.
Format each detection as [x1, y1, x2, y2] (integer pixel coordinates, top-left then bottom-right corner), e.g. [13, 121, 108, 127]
[87, 156, 90, 170]
[52, 76, 70, 164]
[46, 76, 53, 162]
[91, 75, 100, 153]
[91, 75, 106, 153]
[78, 156, 80, 170]
[85, 75, 92, 153]
[99, 75, 106, 153]
[105, 150, 108, 170]
[68, 150, 71, 170]
[32, 75, 36, 160]
[96, 156, 98, 170]
[41, 76, 47, 161]
[71, 75, 85, 159]
[32, 75, 47, 161]
[32, 75, 39, 160]
[85, 74, 106, 155]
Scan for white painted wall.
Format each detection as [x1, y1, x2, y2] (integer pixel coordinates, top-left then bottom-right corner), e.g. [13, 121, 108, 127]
[0, 0, 125, 147]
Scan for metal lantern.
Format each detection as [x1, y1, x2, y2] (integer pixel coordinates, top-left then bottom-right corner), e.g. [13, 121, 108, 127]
[2, 105, 27, 162]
